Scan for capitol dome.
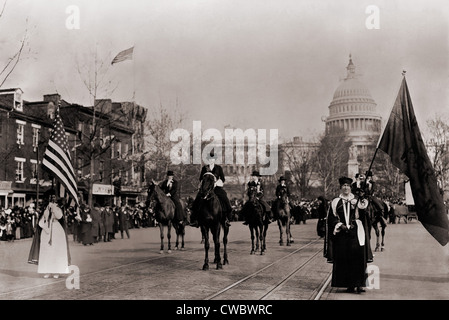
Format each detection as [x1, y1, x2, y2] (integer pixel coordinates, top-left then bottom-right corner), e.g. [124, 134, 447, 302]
[324, 55, 382, 146]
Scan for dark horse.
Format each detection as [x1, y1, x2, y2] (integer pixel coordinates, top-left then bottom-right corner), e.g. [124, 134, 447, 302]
[197, 172, 229, 270]
[147, 181, 185, 253]
[272, 188, 292, 246]
[245, 186, 269, 255]
[362, 197, 387, 252]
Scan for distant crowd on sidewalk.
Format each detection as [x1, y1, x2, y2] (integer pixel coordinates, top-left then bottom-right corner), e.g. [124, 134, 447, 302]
[0, 201, 158, 243]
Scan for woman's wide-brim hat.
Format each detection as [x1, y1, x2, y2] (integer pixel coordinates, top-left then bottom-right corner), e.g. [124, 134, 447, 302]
[251, 170, 261, 177]
[338, 176, 353, 186]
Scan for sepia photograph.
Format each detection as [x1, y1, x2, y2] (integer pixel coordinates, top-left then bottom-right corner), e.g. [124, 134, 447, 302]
[0, 0, 448, 312]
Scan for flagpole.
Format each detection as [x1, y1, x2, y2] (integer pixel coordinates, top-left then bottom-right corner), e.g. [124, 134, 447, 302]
[367, 71, 407, 172]
[376, 71, 406, 149]
[132, 43, 136, 102]
[354, 71, 407, 207]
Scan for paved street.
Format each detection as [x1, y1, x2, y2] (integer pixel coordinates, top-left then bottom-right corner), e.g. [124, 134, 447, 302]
[0, 218, 448, 301]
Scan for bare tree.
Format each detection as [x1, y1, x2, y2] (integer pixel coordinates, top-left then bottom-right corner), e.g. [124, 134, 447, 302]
[315, 128, 351, 198]
[143, 99, 192, 184]
[426, 112, 449, 198]
[281, 138, 318, 199]
[0, 1, 32, 88]
[75, 47, 120, 205]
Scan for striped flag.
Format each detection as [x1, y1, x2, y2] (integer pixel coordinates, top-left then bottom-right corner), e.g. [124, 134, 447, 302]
[42, 106, 79, 207]
[111, 46, 134, 65]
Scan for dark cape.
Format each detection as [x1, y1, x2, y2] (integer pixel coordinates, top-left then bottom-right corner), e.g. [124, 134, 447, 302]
[325, 195, 368, 288]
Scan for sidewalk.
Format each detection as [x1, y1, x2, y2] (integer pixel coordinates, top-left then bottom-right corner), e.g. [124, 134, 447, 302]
[321, 221, 449, 300]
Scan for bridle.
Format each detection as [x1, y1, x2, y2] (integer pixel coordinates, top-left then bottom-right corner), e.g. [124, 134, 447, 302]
[200, 172, 216, 200]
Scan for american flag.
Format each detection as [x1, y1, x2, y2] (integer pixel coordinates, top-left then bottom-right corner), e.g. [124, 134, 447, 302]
[42, 106, 79, 206]
[111, 46, 134, 65]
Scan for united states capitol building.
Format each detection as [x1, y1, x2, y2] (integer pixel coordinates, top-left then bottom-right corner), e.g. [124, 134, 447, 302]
[279, 55, 384, 198]
[322, 55, 382, 179]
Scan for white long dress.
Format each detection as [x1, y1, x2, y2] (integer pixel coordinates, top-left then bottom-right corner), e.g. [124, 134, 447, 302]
[37, 203, 69, 275]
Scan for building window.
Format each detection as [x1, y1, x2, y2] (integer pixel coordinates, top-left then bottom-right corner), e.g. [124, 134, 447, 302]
[77, 157, 83, 179]
[99, 161, 104, 182]
[15, 157, 25, 182]
[111, 142, 115, 159]
[77, 122, 83, 140]
[16, 120, 25, 146]
[117, 142, 122, 158]
[14, 89, 23, 112]
[30, 160, 38, 184]
[32, 125, 40, 151]
[124, 143, 129, 158]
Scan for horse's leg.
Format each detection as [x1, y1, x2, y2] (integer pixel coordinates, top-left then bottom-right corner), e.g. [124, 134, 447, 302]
[202, 227, 210, 270]
[255, 225, 260, 252]
[286, 218, 291, 246]
[159, 224, 164, 254]
[167, 221, 172, 253]
[174, 225, 179, 250]
[250, 226, 255, 255]
[181, 224, 185, 250]
[262, 223, 268, 252]
[258, 225, 264, 255]
[278, 220, 284, 245]
[380, 219, 386, 251]
[213, 226, 222, 269]
[373, 222, 380, 252]
[223, 224, 229, 265]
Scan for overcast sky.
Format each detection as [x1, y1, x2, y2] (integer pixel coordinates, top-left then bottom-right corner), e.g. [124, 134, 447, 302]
[2, 0, 448, 141]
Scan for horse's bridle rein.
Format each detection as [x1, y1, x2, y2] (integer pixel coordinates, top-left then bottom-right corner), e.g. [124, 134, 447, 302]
[201, 172, 216, 200]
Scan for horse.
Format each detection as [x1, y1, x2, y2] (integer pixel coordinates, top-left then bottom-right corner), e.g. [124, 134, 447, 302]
[272, 188, 292, 246]
[363, 196, 387, 252]
[147, 181, 184, 253]
[196, 172, 229, 270]
[245, 186, 269, 255]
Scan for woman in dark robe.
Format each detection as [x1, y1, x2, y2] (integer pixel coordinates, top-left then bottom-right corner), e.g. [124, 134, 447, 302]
[325, 176, 368, 293]
[80, 205, 94, 246]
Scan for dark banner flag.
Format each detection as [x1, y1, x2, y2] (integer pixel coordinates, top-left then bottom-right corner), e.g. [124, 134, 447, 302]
[377, 77, 449, 246]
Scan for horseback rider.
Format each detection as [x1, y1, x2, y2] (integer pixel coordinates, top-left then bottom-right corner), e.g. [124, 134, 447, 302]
[273, 176, 291, 220]
[159, 170, 185, 225]
[190, 151, 233, 228]
[242, 170, 273, 225]
[352, 170, 384, 216]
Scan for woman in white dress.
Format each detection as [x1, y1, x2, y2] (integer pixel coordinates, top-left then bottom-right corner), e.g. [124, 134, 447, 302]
[38, 195, 69, 278]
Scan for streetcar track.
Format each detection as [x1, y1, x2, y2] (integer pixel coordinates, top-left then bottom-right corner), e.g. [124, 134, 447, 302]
[313, 271, 332, 300]
[3, 227, 328, 300]
[260, 248, 323, 300]
[204, 237, 323, 300]
[0, 233, 250, 299]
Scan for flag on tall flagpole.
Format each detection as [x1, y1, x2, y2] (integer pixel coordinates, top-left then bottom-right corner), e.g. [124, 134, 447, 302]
[42, 105, 79, 207]
[111, 46, 134, 65]
[377, 76, 449, 246]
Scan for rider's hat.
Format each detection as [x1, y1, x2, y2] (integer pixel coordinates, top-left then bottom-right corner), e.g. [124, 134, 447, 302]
[251, 170, 261, 177]
[365, 170, 373, 177]
[166, 170, 174, 176]
[208, 150, 216, 159]
[279, 176, 286, 182]
[338, 176, 353, 186]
